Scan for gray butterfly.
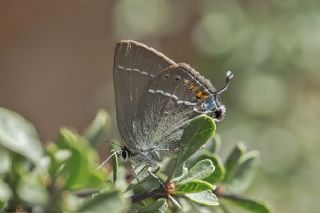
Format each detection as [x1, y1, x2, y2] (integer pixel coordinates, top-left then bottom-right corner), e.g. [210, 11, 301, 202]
[105, 40, 233, 181]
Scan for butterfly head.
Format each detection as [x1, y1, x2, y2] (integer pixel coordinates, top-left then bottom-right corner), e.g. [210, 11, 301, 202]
[117, 146, 132, 162]
[97, 142, 132, 170]
[201, 71, 233, 122]
[201, 95, 225, 121]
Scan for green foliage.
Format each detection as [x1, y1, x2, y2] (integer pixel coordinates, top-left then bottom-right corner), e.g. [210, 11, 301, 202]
[174, 159, 215, 184]
[221, 195, 272, 213]
[84, 109, 110, 146]
[173, 115, 216, 173]
[56, 128, 107, 190]
[78, 190, 129, 213]
[0, 148, 10, 175]
[184, 190, 219, 206]
[174, 180, 214, 194]
[111, 150, 118, 183]
[224, 143, 246, 182]
[0, 179, 11, 202]
[0, 107, 272, 212]
[132, 198, 168, 213]
[191, 152, 226, 184]
[0, 107, 43, 163]
[224, 151, 260, 193]
[208, 134, 221, 154]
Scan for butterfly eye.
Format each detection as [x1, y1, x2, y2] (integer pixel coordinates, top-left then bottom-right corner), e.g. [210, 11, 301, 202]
[120, 150, 129, 162]
[213, 109, 222, 120]
[212, 105, 226, 121]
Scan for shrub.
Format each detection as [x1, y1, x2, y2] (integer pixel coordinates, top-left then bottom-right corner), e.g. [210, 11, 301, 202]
[0, 107, 271, 213]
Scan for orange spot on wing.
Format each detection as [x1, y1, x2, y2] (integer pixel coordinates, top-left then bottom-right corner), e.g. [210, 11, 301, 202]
[189, 83, 208, 99]
[196, 91, 208, 99]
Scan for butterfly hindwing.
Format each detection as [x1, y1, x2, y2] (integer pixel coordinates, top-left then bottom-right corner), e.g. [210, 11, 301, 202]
[134, 63, 216, 157]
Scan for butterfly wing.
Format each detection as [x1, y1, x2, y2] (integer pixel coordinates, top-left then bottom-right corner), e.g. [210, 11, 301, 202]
[113, 40, 175, 150]
[134, 63, 217, 158]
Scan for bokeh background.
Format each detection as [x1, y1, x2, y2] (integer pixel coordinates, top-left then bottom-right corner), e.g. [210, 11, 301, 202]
[1, 0, 319, 212]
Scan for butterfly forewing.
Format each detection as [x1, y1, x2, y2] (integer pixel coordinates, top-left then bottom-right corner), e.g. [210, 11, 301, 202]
[113, 40, 175, 150]
[134, 63, 216, 158]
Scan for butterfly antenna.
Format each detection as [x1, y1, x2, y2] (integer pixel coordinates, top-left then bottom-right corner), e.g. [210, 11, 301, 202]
[97, 150, 119, 170]
[103, 139, 122, 148]
[217, 71, 234, 95]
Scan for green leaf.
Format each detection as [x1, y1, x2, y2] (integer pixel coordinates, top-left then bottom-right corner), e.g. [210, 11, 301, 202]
[185, 190, 219, 206]
[220, 201, 233, 213]
[137, 198, 168, 213]
[0, 147, 11, 175]
[84, 109, 110, 146]
[111, 150, 118, 183]
[78, 190, 129, 213]
[172, 162, 188, 181]
[224, 142, 246, 182]
[225, 151, 259, 193]
[208, 134, 222, 153]
[129, 165, 161, 186]
[114, 167, 129, 192]
[222, 194, 272, 213]
[56, 128, 107, 190]
[196, 153, 226, 184]
[0, 107, 43, 163]
[5, 153, 24, 193]
[0, 179, 12, 202]
[175, 159, 215, 184]
[46, 144, 71, 178]
[175, 180, 214, 194]
[55, 149, 72, 162]
[174, 115, 216, 174]
[17, 174, 49, 206]
[168, 195, 181, 209]
[0, 202, 4, 209]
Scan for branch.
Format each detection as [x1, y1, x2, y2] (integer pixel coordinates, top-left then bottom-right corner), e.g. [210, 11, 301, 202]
[130, 187, 165, 203]
[74, 186, 166, 203]
[214, 187, 241, 200]
[75, 189, 99, 198]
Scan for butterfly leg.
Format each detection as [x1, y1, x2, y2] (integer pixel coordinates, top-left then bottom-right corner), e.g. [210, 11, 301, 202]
[130, 164, 141, 183]
[147, 166, 164, 188]
[193, 107, 211, 114]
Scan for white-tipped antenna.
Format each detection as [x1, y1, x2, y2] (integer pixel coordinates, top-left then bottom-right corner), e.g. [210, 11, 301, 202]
[217, 71, 234, 95]
[97, 139, 121, 170]
[104, 139, 122, 148]
[97, 150, 119, 170]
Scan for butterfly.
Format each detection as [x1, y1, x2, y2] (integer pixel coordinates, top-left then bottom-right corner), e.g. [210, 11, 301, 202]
[101, 40, 233, 181]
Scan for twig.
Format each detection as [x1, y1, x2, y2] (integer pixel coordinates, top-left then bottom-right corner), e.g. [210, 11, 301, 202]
[130, 187, 165, 203]
[214, 187, 241, 200]
[74, 186, 165, 203]
[75, 189, 99, 198]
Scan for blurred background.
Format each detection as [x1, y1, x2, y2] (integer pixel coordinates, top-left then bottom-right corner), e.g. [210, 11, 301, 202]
[0, 0, 319, 212]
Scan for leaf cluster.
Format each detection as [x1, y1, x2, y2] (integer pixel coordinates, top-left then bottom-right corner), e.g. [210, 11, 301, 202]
[0, 107, 272, 213]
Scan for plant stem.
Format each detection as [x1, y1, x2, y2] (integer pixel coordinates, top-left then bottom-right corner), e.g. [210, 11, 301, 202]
[130, 187, 165, 202]
[214, 187, 241, 200]
[75, 189, 99, 198]
[165, 159, 177, 184]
